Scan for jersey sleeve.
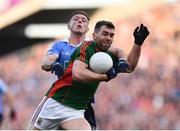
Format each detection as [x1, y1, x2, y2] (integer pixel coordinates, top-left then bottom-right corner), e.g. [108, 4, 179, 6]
[46, 41, 61, 57]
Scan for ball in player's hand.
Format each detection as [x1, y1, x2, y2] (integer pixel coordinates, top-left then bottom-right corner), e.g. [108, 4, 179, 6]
[89, 52, 113, 74]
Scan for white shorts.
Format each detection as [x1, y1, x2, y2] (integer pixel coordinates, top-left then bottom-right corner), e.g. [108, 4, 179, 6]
[30, 96, 85, 130]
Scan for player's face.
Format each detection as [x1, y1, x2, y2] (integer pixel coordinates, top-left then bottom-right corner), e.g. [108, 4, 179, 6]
[68, 14, 89, 35]
[93, 25, 115, 51]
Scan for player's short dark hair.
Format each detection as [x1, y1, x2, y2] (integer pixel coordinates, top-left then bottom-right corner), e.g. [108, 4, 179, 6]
[69, 10, 90, 22]
[94, 20, 115, 33]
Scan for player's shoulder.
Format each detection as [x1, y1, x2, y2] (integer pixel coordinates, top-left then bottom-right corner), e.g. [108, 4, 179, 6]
[77, 41, 95, 54]
[47, 39, 69, 49]
[80, 40, 94, 47]
[53, 38, 69, 45]
[77, 40, 93, 51]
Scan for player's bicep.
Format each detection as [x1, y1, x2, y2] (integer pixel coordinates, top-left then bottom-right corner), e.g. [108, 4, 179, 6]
[72, 60, 88, 80]
[73, 60, 88, 73]
[47, 41, 61, 55]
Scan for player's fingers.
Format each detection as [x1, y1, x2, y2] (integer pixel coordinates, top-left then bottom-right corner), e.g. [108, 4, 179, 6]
[134, 27, 139, 34]
[140, 24, 144, 29]
[143, 26, 150, 36]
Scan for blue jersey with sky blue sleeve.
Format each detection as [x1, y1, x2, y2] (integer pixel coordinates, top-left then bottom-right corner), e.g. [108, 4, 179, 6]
[47, 39, 81, 70]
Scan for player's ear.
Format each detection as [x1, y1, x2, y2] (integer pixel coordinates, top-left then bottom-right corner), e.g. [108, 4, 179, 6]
[67, 21, 71, 29]
[68, 23, 70, 29]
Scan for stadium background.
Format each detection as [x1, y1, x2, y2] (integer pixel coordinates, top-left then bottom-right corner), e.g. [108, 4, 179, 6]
[0, 0, 179, 129]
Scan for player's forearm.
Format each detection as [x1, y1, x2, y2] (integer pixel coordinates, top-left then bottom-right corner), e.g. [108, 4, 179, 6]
[72, 60, 107, 82]
[72, 68, 107, 83]
[127, 44, 141, 71]
[41, 55, 57, 71]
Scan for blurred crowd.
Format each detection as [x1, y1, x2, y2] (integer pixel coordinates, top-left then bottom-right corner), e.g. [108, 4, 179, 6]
[0, 1, 179, 129]
[96, 1, 180, 129]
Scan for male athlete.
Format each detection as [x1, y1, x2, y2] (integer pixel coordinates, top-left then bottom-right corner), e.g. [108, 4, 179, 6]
[28, 20, 149, 130]
[40, 10, 127, 130]
[40, 10, 96, 129]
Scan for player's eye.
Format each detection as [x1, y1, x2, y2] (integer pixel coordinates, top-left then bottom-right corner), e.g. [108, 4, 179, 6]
[110, 33, 114, 38]
[74, 18, 79, 21]
[82, 18, 87, 22]
[102, 32, 108, 36]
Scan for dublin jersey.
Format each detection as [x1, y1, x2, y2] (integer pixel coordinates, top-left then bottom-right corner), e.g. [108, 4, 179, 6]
[46, 41, 118, 110]
[47, 39, 81, 70]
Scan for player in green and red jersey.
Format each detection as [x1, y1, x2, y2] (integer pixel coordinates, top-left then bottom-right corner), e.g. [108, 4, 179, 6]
[46, 40, 118, 110]
[40, 11, 123, 130]
[28, 20, 149, 130]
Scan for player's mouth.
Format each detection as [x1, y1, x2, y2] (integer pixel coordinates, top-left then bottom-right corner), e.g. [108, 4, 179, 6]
[103, 41, 111, 46]
[76, 24, 82, 28]
[102, 44, 110, 49]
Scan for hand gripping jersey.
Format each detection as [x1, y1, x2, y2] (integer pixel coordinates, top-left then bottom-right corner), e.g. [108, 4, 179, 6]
[46, 41, 118, 110]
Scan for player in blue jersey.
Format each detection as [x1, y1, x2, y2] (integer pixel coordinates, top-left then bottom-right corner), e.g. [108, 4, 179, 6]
[40, 11, 97, 129]
[0, 78, 16, 127]
[41, 11, 90, 75]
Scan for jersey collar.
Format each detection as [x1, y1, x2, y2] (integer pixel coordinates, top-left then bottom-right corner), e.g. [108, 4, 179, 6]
[62, 36, 92, 47]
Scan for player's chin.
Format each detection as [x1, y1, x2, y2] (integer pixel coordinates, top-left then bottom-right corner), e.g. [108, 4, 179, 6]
[74, 30, 84, 35]
[101, 46, 109, 52]
[103, 45, 111, 50]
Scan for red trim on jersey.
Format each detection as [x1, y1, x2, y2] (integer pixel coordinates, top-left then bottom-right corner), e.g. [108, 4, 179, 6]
[79, 41, 91, 62]
[48, 62, 73, 97]
[48, 41, 92, 97]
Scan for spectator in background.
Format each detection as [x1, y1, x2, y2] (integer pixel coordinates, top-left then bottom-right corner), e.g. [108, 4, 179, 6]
[0, 78, 16, 128]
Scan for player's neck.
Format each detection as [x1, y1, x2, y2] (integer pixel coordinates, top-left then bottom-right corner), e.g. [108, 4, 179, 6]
[69, 33, 85, 45]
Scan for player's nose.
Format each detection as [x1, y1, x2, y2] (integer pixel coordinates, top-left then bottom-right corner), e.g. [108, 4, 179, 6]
[77, 19, 83, 23]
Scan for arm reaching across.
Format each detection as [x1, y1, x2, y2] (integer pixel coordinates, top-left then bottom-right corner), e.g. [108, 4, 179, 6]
[115, 24, 150, 73]
[72, 60, 117, 83]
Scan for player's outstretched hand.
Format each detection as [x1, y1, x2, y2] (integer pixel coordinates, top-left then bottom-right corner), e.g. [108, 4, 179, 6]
[106, 67, 117, 81]
[51, 62, 64, 79]
[133, 24, 150, 46]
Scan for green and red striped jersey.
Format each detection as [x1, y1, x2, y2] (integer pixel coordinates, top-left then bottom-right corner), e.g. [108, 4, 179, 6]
[46, 41, 118, 109]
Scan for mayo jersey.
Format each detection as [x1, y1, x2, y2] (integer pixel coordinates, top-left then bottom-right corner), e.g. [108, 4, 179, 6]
[46, 41, 118, 110]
